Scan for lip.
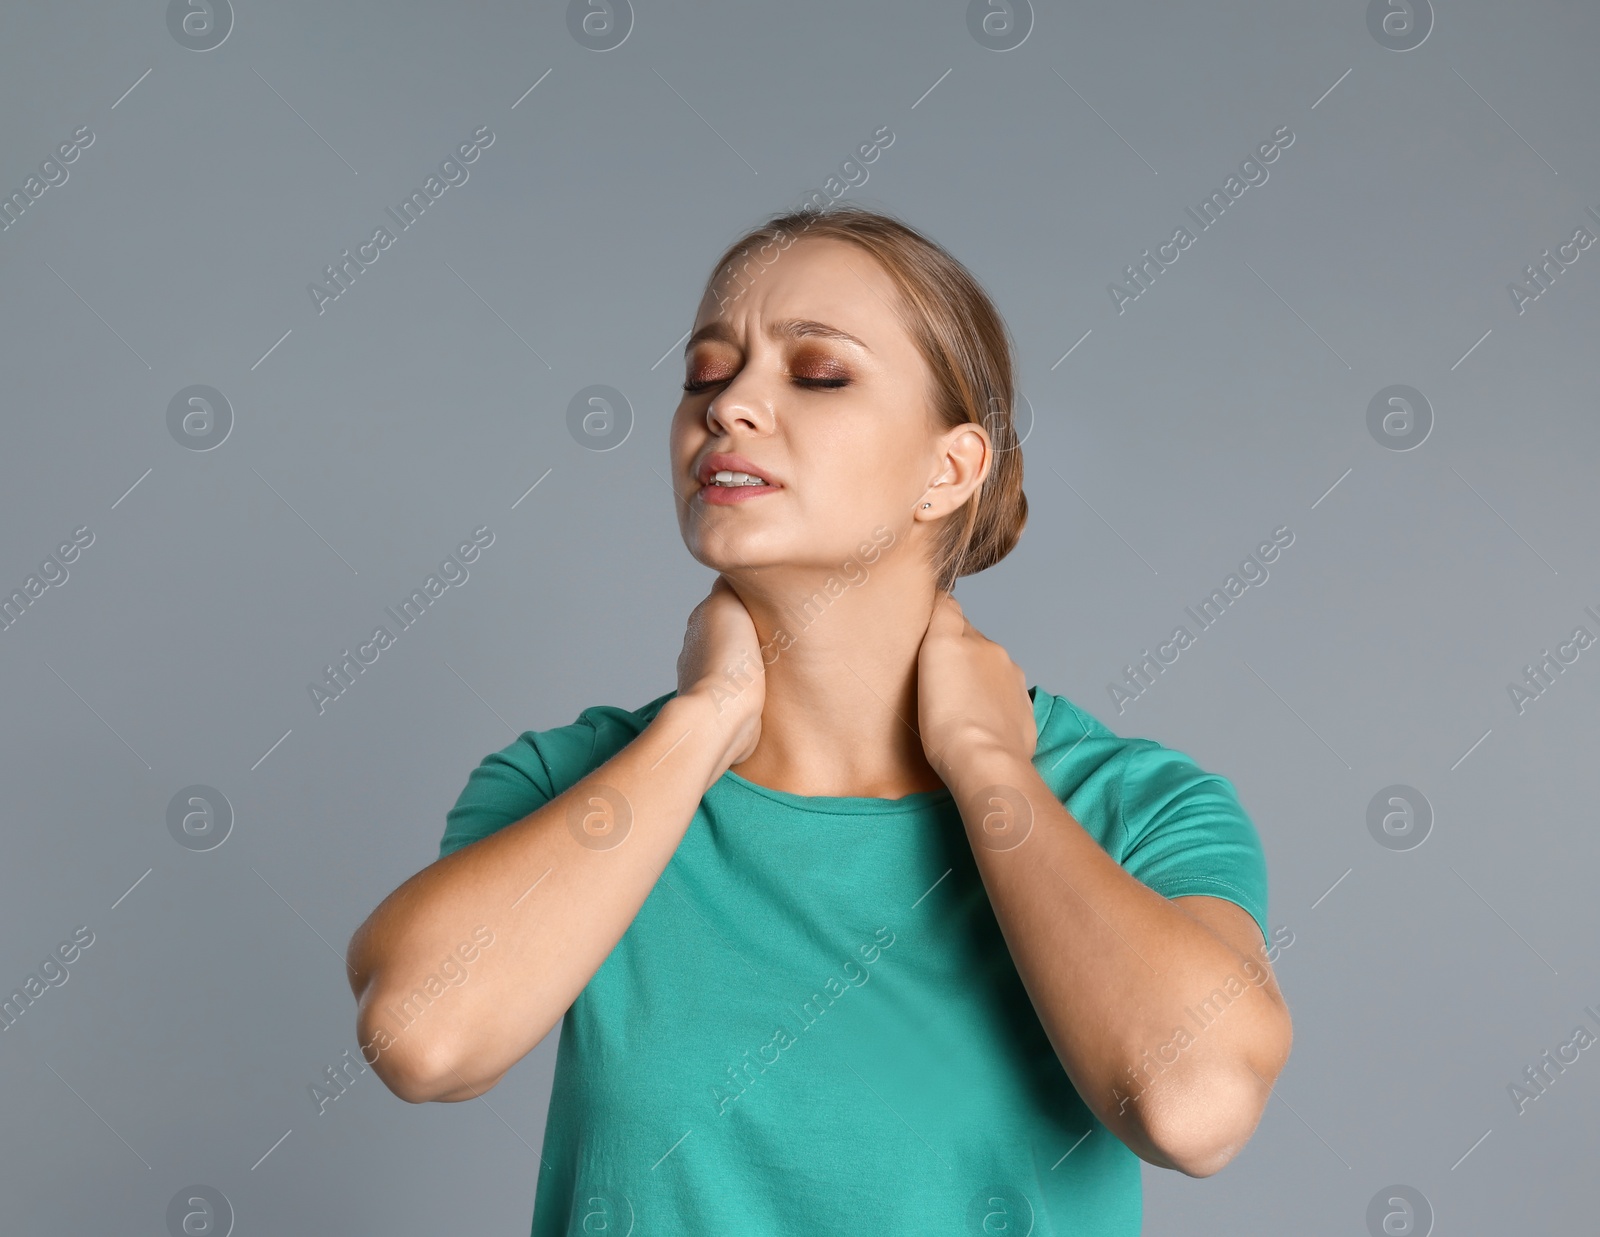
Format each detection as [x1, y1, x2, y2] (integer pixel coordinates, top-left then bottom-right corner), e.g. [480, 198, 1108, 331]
[694, 451, 783, 504]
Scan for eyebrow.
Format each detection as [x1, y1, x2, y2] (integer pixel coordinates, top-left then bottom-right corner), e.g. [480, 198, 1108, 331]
[683, 318, 871, 356]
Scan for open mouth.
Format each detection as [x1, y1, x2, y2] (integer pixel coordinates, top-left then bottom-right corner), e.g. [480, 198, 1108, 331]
[695, 454, 782, 504]
[706, 469, 769, 488]
[698, 470, 781, 504]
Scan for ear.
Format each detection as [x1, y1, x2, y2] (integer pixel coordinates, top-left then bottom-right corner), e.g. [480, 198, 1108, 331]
[921, 422, 990, 516]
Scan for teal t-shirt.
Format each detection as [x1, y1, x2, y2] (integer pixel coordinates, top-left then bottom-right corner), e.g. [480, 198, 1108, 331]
[439, 685, 1270, 1236]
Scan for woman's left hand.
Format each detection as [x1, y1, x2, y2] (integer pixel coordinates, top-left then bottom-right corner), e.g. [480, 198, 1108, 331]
[915, 593, 1038, 786]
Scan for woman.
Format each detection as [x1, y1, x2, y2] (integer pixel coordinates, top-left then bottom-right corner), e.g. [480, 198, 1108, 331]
[345, 204, 1293, 1235]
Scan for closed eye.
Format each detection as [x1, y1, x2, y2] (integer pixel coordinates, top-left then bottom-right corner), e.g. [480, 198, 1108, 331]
[682, 376, 848, 393]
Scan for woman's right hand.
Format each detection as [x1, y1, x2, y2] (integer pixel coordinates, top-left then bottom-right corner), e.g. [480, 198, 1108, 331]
[676, 575, 765, 768]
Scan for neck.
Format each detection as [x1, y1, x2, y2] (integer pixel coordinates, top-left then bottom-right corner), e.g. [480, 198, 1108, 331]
[721, 556, 947, 799]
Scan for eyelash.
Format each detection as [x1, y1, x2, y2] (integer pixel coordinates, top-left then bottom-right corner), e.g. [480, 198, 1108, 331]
[682, 376, 848, 393]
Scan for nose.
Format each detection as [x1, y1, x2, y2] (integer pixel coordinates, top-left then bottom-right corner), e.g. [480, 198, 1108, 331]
[705, 379, 771, 437]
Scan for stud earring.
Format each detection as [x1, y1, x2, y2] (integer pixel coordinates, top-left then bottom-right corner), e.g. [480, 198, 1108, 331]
[921, 502, 931, 509]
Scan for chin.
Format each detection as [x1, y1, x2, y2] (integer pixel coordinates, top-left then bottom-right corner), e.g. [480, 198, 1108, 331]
[685, 540, 761, 574]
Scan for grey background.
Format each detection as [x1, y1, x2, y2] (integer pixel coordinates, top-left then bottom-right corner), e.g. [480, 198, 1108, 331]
[2, 0, 1596, 1232]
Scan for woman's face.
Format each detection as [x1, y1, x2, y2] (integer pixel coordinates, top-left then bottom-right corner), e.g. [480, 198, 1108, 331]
[670, 236, 959, 580]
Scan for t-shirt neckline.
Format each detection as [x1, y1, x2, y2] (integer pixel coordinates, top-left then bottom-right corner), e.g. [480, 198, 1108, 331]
[709, 686, 1055, 815]
[716, 766, 955, 814]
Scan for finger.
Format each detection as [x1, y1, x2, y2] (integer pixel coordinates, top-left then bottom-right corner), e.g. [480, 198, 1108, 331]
[949, 597, 982, 638]
[935, 593, 980, 638]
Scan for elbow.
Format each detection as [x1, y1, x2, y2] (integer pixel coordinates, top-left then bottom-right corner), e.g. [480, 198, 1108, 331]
[1151, 1127, 1248, 1178]
[1143, 1094, 1256, 1178]
[372, 1037, 492, 1104]
[361, 1026, 509, 1104]
[1143, 1042, 1290, 1177]
[373, 1049, 451, 1105]
[356, 1006, 471, 1105]
[362, 1031, 441, 1104]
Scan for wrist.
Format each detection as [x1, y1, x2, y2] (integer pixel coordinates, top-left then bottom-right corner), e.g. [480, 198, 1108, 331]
[943, 747, 1046, 854]
[937, 739, 1036, 802]
[656, 692, 753, 785]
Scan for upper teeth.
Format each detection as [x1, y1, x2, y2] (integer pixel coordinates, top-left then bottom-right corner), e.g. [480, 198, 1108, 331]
[711, 470, 766, 486]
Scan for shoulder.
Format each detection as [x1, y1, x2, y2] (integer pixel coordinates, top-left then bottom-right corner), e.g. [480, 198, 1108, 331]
[1030, 685, 1270, 942]
[1032, 683, 1231, 778]
[1029, 683, 1168, 794]
[1028, 683, 1254, 842]
[517, 687, 679, 785]
[439, 688, 677, 858]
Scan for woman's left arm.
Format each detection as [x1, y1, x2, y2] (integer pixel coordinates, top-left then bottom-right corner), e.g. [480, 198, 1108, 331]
[917, 595, 1293, 1178]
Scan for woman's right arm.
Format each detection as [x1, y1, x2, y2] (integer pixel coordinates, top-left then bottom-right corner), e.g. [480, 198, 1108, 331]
[346, 578, 763, 1104]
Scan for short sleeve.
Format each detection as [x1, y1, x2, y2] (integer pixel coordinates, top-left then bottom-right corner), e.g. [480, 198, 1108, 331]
[438, 736, 564, 860]
[1113, 742, 1270, 947]
[436, 696, 674, 861]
